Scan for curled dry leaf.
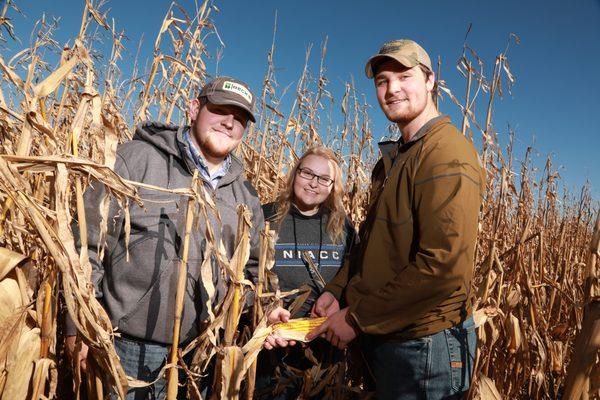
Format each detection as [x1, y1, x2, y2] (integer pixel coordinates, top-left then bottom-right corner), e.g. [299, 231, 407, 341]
[476, 373, 503, 400]
[506, 313, 522, 354]
[1, 327, 40, 400]
[0, 275, 22, 322]
[0, 247, 26, 281]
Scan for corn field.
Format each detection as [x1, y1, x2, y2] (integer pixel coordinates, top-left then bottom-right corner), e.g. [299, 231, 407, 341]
[0, 1, 598, 399]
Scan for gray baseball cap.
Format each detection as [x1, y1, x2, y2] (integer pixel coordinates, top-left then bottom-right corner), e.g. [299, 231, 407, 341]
[199, 76, 256, 122]
[365, 39, 432, 79]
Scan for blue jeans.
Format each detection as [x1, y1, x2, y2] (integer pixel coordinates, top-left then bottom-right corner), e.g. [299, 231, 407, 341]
[113, 335, 170, 400]
[363, 317, 477, 400]
[113, 336, 206, 400]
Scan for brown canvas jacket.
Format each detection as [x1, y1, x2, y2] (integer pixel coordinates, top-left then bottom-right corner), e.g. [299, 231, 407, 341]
[325, 116, 485, 339]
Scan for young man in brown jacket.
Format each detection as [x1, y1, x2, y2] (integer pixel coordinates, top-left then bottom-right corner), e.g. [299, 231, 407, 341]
[307, 39, 486, 399]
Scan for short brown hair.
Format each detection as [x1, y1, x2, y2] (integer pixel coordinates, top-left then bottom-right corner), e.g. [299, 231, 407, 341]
[418, 64, 438, 106]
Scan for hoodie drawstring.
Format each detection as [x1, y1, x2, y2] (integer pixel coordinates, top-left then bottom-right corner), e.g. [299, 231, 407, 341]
[167, 154, 173, 189]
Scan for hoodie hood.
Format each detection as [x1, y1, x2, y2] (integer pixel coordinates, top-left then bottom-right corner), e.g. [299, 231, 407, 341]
[134, 121, 183, 158]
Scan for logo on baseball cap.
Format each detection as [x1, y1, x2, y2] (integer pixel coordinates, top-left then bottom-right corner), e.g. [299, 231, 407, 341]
[199, 76, 256, 122]
[365, 39, 432, 78]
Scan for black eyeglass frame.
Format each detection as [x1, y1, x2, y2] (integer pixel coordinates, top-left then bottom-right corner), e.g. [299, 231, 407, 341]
[296, 167, 334, 187]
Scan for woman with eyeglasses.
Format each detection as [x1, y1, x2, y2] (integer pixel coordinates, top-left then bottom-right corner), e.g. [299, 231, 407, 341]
[255, 146, 357, 399]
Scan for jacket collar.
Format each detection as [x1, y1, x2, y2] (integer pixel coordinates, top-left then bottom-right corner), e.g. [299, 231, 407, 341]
[376, 115, 450, 176]
[399, 115, 449, 146]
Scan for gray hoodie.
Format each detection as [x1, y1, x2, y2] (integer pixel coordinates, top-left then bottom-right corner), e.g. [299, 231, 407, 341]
[74, 122, 264, 344]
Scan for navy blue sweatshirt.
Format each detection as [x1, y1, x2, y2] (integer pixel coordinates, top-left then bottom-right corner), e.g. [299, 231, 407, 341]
[262, 202, 355, 317]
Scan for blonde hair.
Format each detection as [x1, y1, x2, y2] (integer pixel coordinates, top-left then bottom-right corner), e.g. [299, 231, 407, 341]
[274, 146, 346, 244]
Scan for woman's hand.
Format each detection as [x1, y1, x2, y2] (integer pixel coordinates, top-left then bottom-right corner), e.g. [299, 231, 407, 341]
[267, 306, 290, 325]
[264, 333, 297, 350]
[311, 291, 340, 317]
[264, 306, 297, 350]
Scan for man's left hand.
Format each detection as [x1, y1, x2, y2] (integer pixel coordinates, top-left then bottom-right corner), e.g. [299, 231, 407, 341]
[305, 307, 359, 349]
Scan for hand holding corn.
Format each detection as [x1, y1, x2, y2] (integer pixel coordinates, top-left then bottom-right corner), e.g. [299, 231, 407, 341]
[264, 307, 327, 349]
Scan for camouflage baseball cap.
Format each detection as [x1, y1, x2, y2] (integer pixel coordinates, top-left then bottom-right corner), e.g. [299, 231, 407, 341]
[199, 76, 256, 122]
[365, 39, 432, 79]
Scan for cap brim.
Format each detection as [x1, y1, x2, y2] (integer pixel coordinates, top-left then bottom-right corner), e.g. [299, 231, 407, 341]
[364, 54, 420, 78]
[206, 94, 256, 123]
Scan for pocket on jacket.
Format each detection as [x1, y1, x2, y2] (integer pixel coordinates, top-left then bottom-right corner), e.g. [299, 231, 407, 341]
[117, 258, 175, 331]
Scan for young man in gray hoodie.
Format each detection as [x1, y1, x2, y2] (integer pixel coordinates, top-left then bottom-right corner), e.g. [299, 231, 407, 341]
[65, 76, 265, 399]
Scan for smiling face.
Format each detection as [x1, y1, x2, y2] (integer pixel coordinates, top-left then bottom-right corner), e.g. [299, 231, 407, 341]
[374, 59, 435, 127]
[292, 154, 335, 214]
[189, 98, 249, 162]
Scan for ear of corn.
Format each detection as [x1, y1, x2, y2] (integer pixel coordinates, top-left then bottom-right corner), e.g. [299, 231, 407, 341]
[272, 317, 327, 342]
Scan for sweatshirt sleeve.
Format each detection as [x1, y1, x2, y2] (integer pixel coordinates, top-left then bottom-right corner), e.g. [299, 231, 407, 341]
[347, 143, 483, 334]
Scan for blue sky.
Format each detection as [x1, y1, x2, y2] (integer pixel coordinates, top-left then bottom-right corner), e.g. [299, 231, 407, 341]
[4, 0, 599, 200]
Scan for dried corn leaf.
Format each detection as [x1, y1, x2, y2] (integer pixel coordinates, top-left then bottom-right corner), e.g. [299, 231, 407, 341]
[473, 305, 499, 328]
[241, 325, 272, 368]
[33, 48, 86, 98]
[506, 284, 521, 309]
[0, 56, 24, 89]
[506, 312, 522, 354]
[30, 358, 56, 400]
[0, 274, 23, 322]
[0, 248, 26, 281]
[476, 374, 503, 400]
[219, 346, 244, 400]
[2, 327, 40, 400]
[550, 341, 564, 373]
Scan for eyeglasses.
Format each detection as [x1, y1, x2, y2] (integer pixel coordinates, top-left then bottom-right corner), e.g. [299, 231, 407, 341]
[296, 167, 334, 187]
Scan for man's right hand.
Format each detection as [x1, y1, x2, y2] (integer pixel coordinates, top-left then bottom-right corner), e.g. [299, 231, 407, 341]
[311, 291, 340, 317]
[65, 335, 89, 373]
